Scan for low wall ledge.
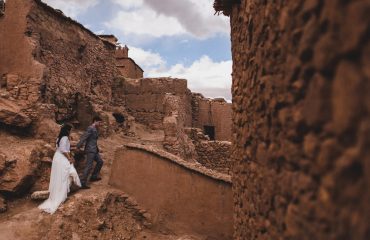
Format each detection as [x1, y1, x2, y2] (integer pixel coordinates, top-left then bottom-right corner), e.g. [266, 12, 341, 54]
[118, 143, 232, 184]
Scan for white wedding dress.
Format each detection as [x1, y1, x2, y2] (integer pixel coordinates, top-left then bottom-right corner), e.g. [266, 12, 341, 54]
[39, 136, 81, 214]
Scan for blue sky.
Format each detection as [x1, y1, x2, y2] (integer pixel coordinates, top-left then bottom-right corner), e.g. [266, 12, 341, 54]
[43, 0, 232, 101]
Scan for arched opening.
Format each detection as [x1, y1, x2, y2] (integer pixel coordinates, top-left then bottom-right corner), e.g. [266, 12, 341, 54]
[0, 0, 5, 16]
[112, 112, 125, 124]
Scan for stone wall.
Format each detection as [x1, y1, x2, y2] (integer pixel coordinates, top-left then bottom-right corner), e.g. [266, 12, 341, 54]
[0, 0, 44, 108]
[0, 0, 120, 128]
[110, 143, 233, 240]
[186, 128, 231, 174]
[116, 58, 144, 79]
[192, 93, 232, 141]
[28, 0, 119, 122]
[163, 94, 196, 160]
[120, 77, 192, 129]
[226, 0, 370, 239]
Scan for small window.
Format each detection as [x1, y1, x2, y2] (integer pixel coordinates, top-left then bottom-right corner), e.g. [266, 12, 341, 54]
[204, 125, 215, 140]
[113, 113, 125, 123]
[0, 0, 5, 16]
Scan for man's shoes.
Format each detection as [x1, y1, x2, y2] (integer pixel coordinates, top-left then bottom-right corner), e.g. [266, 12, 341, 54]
[81, 185, 90, 189]
[90, 176, 102, 182]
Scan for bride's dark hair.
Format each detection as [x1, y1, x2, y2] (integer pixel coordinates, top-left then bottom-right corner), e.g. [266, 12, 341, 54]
[57, 124, 72, 146]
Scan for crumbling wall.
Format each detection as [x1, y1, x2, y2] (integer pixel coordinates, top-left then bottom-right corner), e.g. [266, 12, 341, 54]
[0, 0, 44, 107]
[195, 141, 230, 174]
[27, 0, 119, 122]
[116, 58, 144, 79]
[162, 94, 196, 160]
[229, 0, 370, 239]
[192, 94, 232, 141]
[186, 128, 231, 174]
[0, 0, 120, 127]
[121, 77, 192, 129]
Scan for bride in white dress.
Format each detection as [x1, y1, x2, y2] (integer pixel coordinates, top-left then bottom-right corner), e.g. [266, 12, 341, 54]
[39, 124, 81, 214]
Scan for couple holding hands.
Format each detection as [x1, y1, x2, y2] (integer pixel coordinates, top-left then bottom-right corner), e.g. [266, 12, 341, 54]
[39, 116, 104, 214]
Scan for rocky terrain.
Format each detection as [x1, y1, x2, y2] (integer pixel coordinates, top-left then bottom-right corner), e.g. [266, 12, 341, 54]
[0, 129, 206, 240]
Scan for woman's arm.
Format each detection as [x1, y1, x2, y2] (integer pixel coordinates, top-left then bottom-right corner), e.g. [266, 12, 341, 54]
[63, 152, 74, 164]
[59, 137, 74, 163]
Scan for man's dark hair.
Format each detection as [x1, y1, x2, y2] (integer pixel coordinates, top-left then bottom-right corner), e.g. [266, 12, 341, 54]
[93, 116, 102, 123]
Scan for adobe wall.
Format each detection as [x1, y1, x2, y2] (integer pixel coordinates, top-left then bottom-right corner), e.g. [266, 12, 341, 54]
[195, 141, 231, 174]
[121, 77, 192, 129]
[27, 0, 119, 122]
[186, 128, 231, 174]
[162, 94, 196, 160]
[109, 143, 233, 239]
[0, 0, 44, 106]
[0, 0, 120, 125]
[192, 94, 232, 141]
[228, 0, 370, 239]
[116, 58, 144, 79]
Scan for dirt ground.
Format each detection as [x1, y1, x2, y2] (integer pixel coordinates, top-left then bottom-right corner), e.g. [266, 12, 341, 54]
[0, 127, 204, 240]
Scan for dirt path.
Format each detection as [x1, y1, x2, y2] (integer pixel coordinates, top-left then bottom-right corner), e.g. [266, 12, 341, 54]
[0, 133, 203, 240]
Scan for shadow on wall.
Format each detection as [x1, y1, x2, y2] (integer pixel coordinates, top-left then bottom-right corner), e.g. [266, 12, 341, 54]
[109, 144, 233, 240]
[75, 94, 94, 130]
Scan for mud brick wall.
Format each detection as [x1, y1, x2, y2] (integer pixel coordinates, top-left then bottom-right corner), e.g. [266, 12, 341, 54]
[229, 0, 370, 239]
[27, 0, 119, 121]
[0, 0, 120, 123]
[163, 94, 196, 160]
[192, 94, 232, 141]
[195, 141, 231, 174]
[122, 78, 192, 129]
[116, 58, 144, 79]
[186, 128, 231, 174]
[0, 0, 44, 107]
[110, 143, 233, 240]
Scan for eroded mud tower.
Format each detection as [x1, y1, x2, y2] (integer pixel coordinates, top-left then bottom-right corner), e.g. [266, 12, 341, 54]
[215, 0, 370, 239]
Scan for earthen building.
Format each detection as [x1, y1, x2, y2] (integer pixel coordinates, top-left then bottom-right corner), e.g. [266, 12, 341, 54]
[215, 0, 370, 239]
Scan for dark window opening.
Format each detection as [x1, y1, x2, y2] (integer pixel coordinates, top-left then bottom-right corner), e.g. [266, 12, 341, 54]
[0, 0, 5, 16]
[0, 74, 7, 88]
[113, 113, 125, 123]
[204, 125, 215, 140]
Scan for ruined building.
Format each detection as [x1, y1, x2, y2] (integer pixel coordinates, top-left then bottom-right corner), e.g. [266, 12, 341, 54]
[215, 0, 370, 239]
[0, 0, 231, 147]
[99, 35, 144, 79]
[3, 0, 369, 239]
[0, 0, 232, 222]
[0, 1, 234, 239]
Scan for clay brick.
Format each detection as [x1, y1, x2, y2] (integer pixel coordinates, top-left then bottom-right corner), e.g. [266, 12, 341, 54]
[223, 0, 370, 238]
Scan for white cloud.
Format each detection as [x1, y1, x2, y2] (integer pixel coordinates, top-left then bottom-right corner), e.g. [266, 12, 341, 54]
[110, 0, 143, 9]
[148, 55, 231, 90]
[43, 0, 229, 39]
[142, 0, 229, 38]
[105, 8, 186, 38]
[94, 29, 105, 35]
[106, 0, 229, 40]
[128, 46, 166, 71]
[129, 46, 232, 101]
[129, 48, 232, 100]
[43, 0, 99, 18]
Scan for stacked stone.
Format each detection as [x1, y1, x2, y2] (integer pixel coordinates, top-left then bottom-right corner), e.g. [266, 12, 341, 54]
[186, 128, 231, 174]
[226, 0, 370, 239]
[195, 141, 231, 174]
[25, 1, 120, 122]
[0, 74, 39, 103]
[122, 77, 189, 130]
